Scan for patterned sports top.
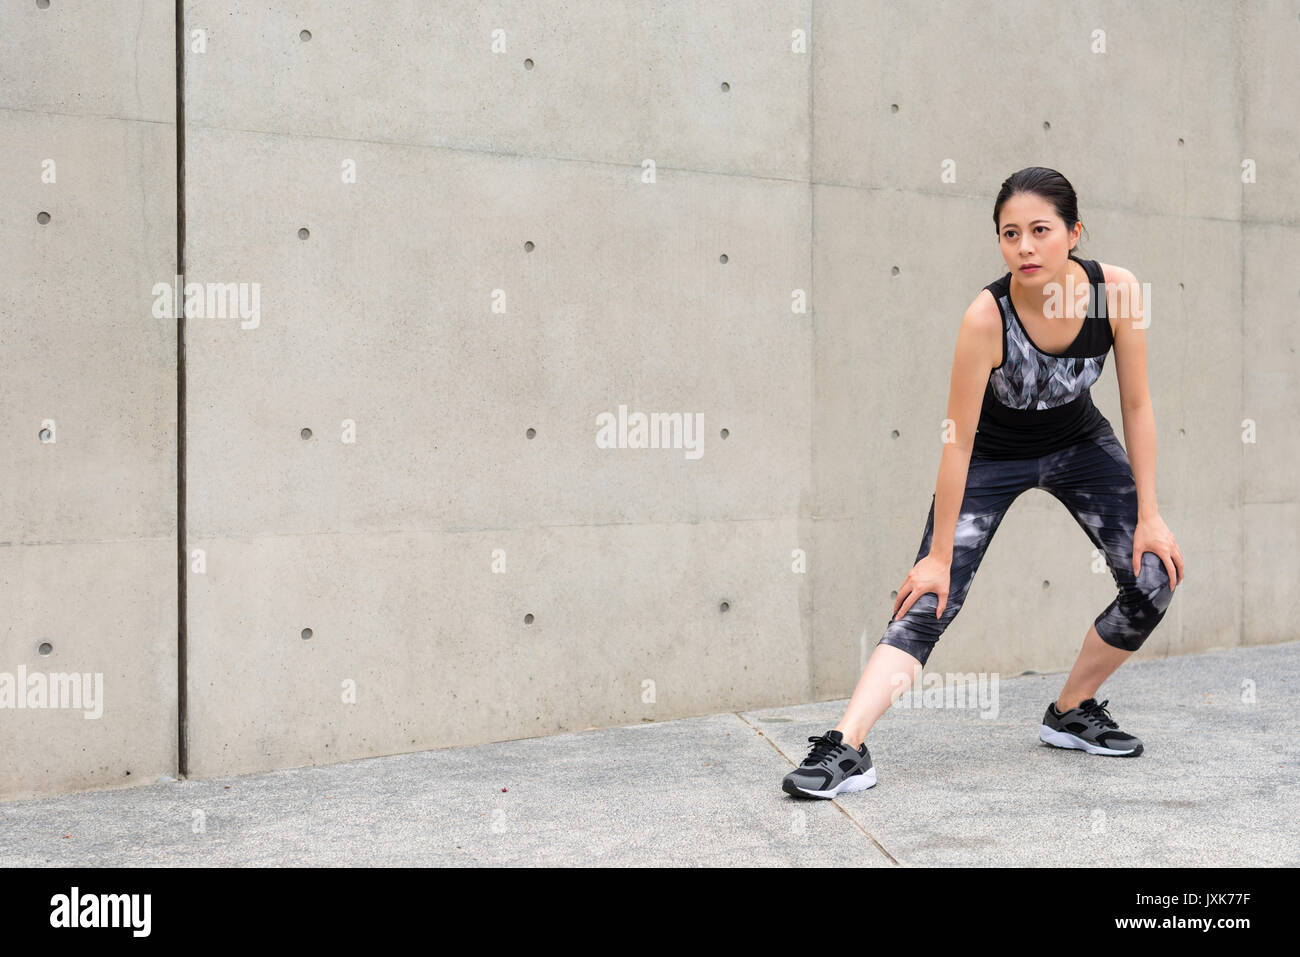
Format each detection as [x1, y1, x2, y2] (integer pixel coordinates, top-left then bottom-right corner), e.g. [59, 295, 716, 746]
[970, 253, 1115, 459]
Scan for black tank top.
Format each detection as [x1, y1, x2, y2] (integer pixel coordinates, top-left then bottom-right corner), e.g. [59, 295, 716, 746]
[970, 253, 1114, 459]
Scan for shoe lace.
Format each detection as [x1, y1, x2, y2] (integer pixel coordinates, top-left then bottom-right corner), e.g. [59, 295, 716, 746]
[1080, 698, 1118, 730]
[801, 733, 843, 766]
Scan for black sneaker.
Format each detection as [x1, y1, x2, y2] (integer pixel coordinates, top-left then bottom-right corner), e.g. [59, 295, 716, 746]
[1039, 697, 1143, 756]
[782, 729, 876, 798]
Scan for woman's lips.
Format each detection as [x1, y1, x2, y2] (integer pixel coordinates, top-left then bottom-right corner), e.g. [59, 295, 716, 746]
[1020, 265, 1040, 272]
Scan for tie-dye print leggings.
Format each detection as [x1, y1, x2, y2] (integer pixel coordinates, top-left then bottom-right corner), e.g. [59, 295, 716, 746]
[877, 425, 1175, 667]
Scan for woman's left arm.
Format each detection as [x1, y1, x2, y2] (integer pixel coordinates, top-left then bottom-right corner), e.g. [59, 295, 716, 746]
[1104, 263, 1185, 588]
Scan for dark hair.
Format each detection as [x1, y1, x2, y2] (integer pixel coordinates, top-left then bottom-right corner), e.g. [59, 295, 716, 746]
[993, 167, 1087, 253]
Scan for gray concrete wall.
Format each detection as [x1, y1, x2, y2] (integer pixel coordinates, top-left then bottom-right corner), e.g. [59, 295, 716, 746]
[2, 0, 1296, 798]
[0, 0, 178, 799]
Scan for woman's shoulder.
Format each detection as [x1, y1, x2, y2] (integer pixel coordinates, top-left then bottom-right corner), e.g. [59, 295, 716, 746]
[962, 285, 1004, 345]
[1095, 260, 1137, 286]
[960, 285, 1005, 372]
[1095, 260, 1139, 338]
[965, 284, 1002, 327]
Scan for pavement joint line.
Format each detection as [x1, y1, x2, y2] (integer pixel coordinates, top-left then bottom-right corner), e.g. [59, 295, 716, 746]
[732, 711, 901, 867]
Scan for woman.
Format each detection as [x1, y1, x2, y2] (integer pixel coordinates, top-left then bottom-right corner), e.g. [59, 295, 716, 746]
[784, 167, 1185, 800]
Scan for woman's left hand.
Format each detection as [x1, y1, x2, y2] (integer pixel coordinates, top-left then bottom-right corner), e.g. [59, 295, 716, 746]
[1133, 513, 1184, 589]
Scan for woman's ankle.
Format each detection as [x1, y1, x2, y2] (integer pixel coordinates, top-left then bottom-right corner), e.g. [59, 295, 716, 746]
[834, 725, 866, 749]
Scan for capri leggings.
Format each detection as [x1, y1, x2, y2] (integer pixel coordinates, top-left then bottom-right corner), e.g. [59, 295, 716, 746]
[878, 424, 1174, 667]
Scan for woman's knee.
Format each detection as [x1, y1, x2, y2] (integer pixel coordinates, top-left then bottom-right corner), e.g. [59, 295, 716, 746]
[1096, 553, 1174, 650]
[879, 605, 945, 667]
[878, 633, 929, 668]
[1136, 550, 1175, 614]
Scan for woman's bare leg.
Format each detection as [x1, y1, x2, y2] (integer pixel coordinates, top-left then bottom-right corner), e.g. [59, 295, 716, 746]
[833, 643, 924, 750]
[1055, 623, 1134, 711]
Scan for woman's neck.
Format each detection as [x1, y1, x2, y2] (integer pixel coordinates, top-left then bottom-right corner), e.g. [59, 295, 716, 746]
[1010, 257, 1089, 322]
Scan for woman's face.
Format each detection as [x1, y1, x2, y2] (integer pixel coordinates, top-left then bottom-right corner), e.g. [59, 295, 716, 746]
[997, 191, 1081, 285]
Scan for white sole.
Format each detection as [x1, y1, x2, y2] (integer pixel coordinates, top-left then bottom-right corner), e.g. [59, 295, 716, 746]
[1039, 724, 1138, 756]
[791, 765, 877, 798]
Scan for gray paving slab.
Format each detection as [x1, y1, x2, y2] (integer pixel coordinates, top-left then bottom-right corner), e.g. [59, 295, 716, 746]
[0, 713, 887, 867]
[0, 642, 1295, 867]
[749, 641, 1300, 867]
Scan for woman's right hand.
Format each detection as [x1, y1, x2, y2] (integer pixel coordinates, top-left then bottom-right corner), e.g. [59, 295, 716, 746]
[891, 554, 952, 622]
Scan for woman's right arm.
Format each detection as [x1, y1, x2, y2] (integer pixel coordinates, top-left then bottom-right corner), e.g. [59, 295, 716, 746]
[892, 291, 1002, 621]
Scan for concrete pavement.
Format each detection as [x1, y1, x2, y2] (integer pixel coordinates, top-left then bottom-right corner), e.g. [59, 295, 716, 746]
[1, 641, 1296, 867]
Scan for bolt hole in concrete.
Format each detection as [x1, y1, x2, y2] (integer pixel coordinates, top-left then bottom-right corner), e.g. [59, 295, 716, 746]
[301, 427, 312, 439]
[301, 628, 313, 640]
[524, 614, 534, 624]
[37, 0, 50, 9]
[719, 601, 730, 613]
[1042, 579, 1051, 589]
[524, 58, 534, 69]
[300, 29, 311, 41]
[38, 642, 53, 656]
[526, 427, 536, 439]
[720, 428, 728, 439]
[719, 253, 728, 263]
[298, 227, 310, 240]
[39, 428, 51, 441]
[37, 211, 50, 224]
[524, 240, 534, 251]
[721, 81, 729, 91]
